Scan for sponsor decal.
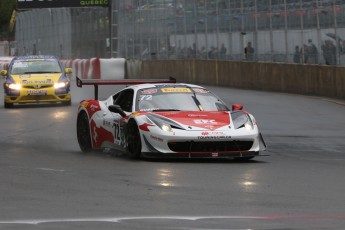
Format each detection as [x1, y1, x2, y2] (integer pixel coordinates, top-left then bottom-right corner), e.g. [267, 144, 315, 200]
[22, 79, 52, 84]
[27, 89, 47, 95]
[90, 104, 99, 111]
[103, 120, 112, 127]
[212, 152, 219, 157]
[139, 108, 159, 112]
[141, 89, 157, 94]
[205, 125, 215, 130]
[161, 88, 191, 93]
[188, 114, 208, 117]
[193, 88, 209, 93]
[201, 131, 225, 136]
[150, 135, 163, 142]
[198, 135, 231, 140]
[194, 119, 217, 124]
[19, 75, 31, 79]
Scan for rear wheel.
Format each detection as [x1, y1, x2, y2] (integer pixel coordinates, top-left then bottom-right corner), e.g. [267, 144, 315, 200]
[127, 120, 142, 159]
[77, 112, 92, 152]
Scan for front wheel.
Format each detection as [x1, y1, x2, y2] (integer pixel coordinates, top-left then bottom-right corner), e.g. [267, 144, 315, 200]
[4, 101, 13, 108]
[127, 120, 142, 159]
[77, 112, 92, 152]
[62, 100, 71, 106]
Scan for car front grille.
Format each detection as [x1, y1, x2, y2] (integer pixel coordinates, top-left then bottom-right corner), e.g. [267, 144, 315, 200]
[22, 85, 53, 89]
[168, 140, 253, 153]
[20, 95, 56, 101]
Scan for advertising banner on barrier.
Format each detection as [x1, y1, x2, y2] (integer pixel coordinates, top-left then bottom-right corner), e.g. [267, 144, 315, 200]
[16, 0, 109, 9]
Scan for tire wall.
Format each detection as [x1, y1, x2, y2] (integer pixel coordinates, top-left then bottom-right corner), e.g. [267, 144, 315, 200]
[126, 60, 345, 100]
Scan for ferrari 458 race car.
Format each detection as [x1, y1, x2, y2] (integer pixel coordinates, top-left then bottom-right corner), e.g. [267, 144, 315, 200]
[76, 77, 266, 160]
[1, 55, 72, 108]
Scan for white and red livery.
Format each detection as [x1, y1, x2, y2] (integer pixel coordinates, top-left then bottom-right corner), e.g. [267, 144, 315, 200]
[76, 77, 266, 160]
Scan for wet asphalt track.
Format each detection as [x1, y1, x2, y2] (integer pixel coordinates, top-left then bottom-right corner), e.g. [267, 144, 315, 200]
[0, 80, 345, 230]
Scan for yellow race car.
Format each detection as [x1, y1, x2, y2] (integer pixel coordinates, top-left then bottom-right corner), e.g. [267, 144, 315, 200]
[1, 55, 72, 108]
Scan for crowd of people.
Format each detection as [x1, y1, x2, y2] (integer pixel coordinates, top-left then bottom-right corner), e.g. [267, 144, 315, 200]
[293, 38, 339, 65]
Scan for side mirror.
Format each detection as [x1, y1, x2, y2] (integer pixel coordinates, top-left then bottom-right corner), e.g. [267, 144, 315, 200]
[64, 67, 72, 73]
[232, 104, 243, 111]
[108, 105, 127, 117]
[0, 70, 7, 79]
[0, 70, 8, 76]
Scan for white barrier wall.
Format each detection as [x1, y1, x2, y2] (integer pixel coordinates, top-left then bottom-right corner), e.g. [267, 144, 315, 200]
[61, 58, 126, 80]
[0, 57, 13, 71]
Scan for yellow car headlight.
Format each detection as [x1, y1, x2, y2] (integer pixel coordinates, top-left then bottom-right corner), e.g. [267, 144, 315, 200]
[8, 83, 21, 90]
[54, 82, 68, 89]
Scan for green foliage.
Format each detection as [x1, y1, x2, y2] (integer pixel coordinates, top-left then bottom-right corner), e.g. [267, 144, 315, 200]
[0, 0, 16, 39]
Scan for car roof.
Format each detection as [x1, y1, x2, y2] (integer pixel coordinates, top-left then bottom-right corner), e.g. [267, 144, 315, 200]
[12, 55, 59, 61]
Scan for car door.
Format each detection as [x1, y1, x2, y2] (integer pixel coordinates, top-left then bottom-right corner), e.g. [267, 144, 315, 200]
[103, 89, 134, 148]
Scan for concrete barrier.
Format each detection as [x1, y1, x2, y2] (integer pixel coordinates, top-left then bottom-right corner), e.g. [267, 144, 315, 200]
[64, 58, 126, 80]
[126, 60, 345, 100]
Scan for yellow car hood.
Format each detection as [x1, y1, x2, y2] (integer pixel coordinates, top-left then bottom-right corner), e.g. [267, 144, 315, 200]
[12, 73, 62, 86]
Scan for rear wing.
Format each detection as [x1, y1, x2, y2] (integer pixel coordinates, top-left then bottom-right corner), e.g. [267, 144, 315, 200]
[76, 76, 176, 100]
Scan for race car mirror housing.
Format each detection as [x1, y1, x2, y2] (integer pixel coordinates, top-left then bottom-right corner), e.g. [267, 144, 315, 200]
[0, 70, 7, 77]
[232, 104, 243, 111]
[108, 105, 127, 117]
[64, 68, 72, 73]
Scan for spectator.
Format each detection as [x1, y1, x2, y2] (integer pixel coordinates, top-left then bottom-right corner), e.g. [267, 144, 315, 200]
[293, 45, 301, 63]
[244, 42, 255, 61]
[307, 39, 318, 64]
[220, 43, 227, 59]
[322, 40, 337, 65]
[302, 44, 309, 63]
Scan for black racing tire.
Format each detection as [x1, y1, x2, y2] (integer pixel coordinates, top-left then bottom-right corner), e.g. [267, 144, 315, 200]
[77, 111, 92, 152]
[127, 120, 142, 159]
[4, 101, 13, 108]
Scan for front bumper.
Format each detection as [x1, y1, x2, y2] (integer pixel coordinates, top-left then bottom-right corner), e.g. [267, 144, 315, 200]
[5, 87, 71, 104]
[142, 150, 261, 159]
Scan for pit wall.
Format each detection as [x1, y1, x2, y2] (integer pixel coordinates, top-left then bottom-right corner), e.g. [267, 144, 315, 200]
[126, 60, 345, 100]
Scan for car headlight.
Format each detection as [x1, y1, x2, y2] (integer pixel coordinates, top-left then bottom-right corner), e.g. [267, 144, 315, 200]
[232, 111, 254, 131]
[146, 114, 183, 132]
[54, 82, 68, 89]
[161, 124, 172, 132]
[7, 83, 21, 90]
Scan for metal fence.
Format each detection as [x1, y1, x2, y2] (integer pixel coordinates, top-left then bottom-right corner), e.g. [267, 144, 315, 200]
[15, 7, 109, 59]
[14, 0, 345, 66]
[117, 0, 345, 66]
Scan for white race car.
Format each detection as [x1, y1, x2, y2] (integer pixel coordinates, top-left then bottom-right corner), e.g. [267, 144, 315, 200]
[76, 77, 266, 160]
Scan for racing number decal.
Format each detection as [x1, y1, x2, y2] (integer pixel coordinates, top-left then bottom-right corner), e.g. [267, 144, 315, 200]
[113, 121, 122, 145]
[139, 95, 153, 101]
[114, 123, 121, 141]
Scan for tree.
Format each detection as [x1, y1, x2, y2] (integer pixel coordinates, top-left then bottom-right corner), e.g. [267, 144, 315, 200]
[0, 0, 16, 40]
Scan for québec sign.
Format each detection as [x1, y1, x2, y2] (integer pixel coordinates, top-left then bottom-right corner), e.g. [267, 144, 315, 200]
[17, 0, 109, 9]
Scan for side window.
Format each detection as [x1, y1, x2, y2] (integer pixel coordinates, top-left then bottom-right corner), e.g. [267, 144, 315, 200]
[114, 89, 134, 112]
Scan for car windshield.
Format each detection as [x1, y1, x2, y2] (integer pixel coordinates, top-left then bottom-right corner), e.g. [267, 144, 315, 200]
[135, 86, 229, 112]
[10, 59, 62, 74]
